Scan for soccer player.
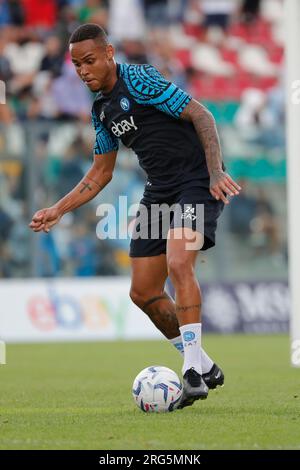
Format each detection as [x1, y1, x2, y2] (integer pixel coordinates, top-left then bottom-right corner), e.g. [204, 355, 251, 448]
[29, 24, 241, 408]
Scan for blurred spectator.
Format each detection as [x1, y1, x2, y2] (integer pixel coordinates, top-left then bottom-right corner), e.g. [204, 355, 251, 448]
[241, 0, 261, 24]
[40, 35, 64, 77]
[7, 205, 30, 275]
[0, 205, 13, 241]
[119, 39, 148, 64]
[229, 181, 282, 259]
[201, 0, 236, 30]
[30, 71, 59, 119]
[55, 4, 80, 50]
[77, 0, 108, 27]
[250, 188, 281, 257]
[109, 0, 146, 42]
[51, 212, 74, 273]
[0, 246, 10, 276]
[69, 223, 97, 276]
[0, 0, 25, 26]
[4, 28, 45, 75]
[167, 0, 186, 24]
[235, 88, 267, 135]
[3, 28, 45, 100]
[0, 205, 18, 277]
[143, 0, 169, 27]
[235, 87, 285, 149]
[148, 31, 186, 86]
[51, 60, 92, 121]
[228, 180, 257, 236]
[37, 230, 60, 276]
[56, 138, 85, 196]
[0, 1, 10, 26]
[0, 34, 13, 83]
[7, 0, 25, 26]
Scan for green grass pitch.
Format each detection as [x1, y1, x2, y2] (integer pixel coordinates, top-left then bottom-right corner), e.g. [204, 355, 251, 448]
[0, 335, 299, 450]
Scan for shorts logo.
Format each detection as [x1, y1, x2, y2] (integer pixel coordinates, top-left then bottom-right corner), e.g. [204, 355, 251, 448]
[182, 206, 197, 221]
[183, 331, 195, 342]
[120, 97, 131, 111]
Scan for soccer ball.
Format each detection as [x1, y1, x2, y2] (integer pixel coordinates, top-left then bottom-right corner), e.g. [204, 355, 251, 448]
[132, 365, 183, 413]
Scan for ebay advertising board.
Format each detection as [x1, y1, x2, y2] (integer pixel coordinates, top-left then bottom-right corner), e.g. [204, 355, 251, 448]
[0, 279, 289, 343]
[0, 278, 162, 343]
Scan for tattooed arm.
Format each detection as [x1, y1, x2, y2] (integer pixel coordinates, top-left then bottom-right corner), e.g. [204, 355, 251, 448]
[29, 151, 117, 233]
[180, 98, 241, 204]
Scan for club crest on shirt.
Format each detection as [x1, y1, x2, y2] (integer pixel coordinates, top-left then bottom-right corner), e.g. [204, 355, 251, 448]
[100, 111, 105, 122]
[120, 97, 131, 112]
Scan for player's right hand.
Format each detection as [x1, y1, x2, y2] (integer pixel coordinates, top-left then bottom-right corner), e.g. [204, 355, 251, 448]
[29, 207, 62, 233]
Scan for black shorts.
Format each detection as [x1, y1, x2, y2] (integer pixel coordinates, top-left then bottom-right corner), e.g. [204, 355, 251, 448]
[129, 187, 224, 258]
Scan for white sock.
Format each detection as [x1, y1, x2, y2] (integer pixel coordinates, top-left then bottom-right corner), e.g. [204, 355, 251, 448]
[179, 323, 202, 375]
[201, 348, 214, 374]
[170, 335, 214, 374]
[169, 335, 184, 355]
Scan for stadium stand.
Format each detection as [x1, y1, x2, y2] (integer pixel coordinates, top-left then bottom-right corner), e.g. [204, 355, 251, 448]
[0, 0, 287, 281]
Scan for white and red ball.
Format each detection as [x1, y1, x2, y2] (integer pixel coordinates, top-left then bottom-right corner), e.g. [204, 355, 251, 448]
[132, 366, 182, 413]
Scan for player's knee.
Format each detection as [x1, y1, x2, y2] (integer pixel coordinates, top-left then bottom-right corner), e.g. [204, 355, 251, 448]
[167, 257, 193, 283]
[129, 287, 146, 308]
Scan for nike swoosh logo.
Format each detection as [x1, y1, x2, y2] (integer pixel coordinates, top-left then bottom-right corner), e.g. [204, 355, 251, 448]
[215, 371, 221, 379]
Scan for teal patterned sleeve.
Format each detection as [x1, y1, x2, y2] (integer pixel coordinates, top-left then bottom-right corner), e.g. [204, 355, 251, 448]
[91, 108, 119, 155]
[119, 63, 192, 118]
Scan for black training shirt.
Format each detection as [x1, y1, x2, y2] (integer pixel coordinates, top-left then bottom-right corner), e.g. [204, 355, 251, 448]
[91, 63, 210, 193]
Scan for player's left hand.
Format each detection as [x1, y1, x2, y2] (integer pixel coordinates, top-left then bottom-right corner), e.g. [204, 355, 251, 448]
[210, 170, 241, 204]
